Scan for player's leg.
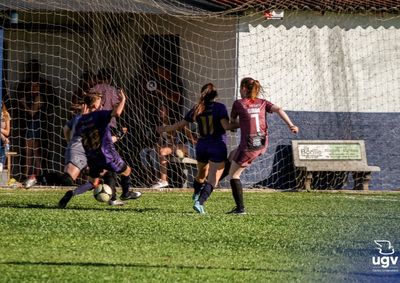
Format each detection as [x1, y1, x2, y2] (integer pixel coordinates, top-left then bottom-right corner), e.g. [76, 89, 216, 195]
[193, 161, 208, 202]
[108, 150, 142, 201]
[102, 171, 124, 206]
[62, 140, 88, 185]
[198, 161, 224, 207]
[219, 148, 236, 183]
[61, 163, 80, 186]
[58, 162, 103, 209]
[198, 141, 227, 204]
[118, 165, 142, 200]
[192, 141, 209, 205]
[227, 161, 247, 214]
[58, 177, 98, 209]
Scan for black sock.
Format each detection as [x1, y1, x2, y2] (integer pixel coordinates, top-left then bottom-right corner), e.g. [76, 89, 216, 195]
[219, 159, 231, 181]
[103, 171, 117, 201]
[230, 179, 244, 210]
[120, 175, 131, 196]
[193, 180, 204, 195]
[199, 183, 213, 205]
[61, 173, 74, 186]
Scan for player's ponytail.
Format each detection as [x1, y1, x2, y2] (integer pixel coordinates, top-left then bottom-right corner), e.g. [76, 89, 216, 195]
[193, 83, 218, 120]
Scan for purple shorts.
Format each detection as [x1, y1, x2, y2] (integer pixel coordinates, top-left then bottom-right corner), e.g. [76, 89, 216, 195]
[88, 150, 127, 178]
[196, 140, 227, 163]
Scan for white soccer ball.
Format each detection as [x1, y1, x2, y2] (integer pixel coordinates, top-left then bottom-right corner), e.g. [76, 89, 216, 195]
[93, 183, 113, 203]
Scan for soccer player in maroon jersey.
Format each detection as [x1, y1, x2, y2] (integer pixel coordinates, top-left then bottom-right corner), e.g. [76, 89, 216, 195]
[157, 83, 238, 214]
[227, 77, 299, 214]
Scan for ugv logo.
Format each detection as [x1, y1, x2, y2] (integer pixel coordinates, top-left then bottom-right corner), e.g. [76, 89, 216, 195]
[372, 240, 398, 270]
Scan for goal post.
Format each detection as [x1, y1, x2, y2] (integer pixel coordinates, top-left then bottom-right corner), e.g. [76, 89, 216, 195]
[0, 1, 398, 189]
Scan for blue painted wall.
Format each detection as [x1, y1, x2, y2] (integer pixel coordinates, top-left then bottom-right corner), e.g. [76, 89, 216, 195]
[239, 111, 399, 190]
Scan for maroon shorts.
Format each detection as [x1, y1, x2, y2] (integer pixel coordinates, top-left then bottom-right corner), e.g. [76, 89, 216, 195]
[232, 145, 267, 167]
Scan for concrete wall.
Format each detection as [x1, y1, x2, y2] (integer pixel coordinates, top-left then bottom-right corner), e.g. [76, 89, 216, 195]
[237, 11, 400, 190]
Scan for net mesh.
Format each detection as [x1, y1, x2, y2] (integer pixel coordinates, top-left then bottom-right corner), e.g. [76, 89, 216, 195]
[0, 1, 398, 189]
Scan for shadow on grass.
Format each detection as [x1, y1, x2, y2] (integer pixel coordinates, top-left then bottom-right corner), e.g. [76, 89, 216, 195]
[0, 260, 310, 273]
[0, 203, 160, 213]
[2, 261, 399, 281]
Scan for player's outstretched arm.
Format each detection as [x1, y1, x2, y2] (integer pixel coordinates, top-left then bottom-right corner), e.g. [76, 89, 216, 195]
[112, 88, 126, 118]
[271, 105, 299, 134]
[157, 120, 189, 134]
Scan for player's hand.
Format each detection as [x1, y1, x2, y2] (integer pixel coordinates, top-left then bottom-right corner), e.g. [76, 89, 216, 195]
[289, 125, 299, 134]
[117, 88, 126, 101]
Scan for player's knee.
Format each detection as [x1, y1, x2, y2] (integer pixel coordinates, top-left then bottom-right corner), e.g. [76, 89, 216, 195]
[61, 173, 74, 186]
[121, 165, 131, 176]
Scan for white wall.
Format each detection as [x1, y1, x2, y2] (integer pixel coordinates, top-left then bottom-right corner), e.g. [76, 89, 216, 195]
[238, 11, 400, 113]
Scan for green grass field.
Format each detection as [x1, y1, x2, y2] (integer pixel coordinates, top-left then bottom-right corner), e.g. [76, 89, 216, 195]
[0, 188, 399, 282]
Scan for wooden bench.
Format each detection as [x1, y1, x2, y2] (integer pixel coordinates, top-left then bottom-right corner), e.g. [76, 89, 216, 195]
[169, 157, 197, 188]
[291, 140, 380, 191]
[0, 151, 18, 186]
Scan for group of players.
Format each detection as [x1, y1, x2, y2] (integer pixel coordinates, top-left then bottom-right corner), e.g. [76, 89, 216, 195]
[158, 77, 299, 214]
[57, 89, 141, 208]
[54, 76, 298, 213]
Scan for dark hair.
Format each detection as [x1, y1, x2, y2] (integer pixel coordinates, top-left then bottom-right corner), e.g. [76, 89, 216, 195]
[193, 83, 218, 120]
[240, 77, 261, 100]
[83, 92, 102, 107]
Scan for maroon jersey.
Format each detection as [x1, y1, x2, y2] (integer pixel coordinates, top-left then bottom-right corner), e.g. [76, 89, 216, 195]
[231, 98, 274, 150]
[231, 98, 273, 166]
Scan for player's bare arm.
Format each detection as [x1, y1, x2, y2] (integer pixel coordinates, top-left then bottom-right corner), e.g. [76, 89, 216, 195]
[112, 88, 126, 118]
[221, 118, 239, 131]
[157, 120, 189, 134]
[271, 104, 299, 134]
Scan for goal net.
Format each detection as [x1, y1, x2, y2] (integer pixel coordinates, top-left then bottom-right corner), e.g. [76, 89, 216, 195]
[0, 1, 398, 190]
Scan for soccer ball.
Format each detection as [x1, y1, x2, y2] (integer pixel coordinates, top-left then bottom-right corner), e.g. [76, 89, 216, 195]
[93, 183, 113, 202]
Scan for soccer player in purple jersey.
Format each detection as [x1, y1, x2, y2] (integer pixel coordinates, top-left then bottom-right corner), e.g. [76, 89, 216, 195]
[227, 77, 299, 214]
[157, 83, 238, 214]
[58, 90, 141, 208]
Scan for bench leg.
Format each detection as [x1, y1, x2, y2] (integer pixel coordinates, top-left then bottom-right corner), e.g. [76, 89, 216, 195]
[181, 167, 189, 188]
[353, 172, 371, 191]
[304, 172, 313, 191]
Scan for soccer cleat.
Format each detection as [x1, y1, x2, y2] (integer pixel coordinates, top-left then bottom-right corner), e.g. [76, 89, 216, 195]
[108, 199, 125, 206]
[120, 190, 142, 200]
[193, 201, 206, 214]
[24, 176, 37, 189]
[58, 190, 74, 209]
[151, 180, 169, 189]
[226, 207, 246, 215]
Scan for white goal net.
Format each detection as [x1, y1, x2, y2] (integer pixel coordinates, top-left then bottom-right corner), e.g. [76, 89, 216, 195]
[0, 1, 398, 190]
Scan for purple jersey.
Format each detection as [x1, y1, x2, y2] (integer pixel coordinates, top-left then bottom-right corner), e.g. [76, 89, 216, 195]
[231, 98, 274, 150]
[184, 101, 229, 143]
[74, 110, 125, 175]
[184, 101, 229, 163]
